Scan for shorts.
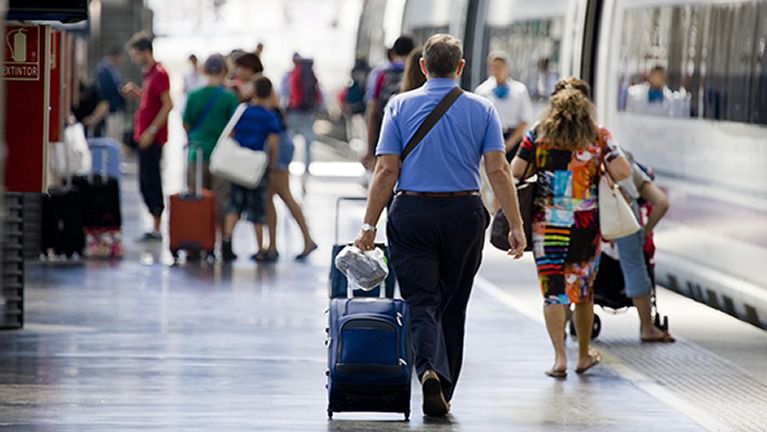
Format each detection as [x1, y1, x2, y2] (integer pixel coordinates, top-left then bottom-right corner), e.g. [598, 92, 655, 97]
[227, 179, 268, 224]
[614, 229, 653, 298]
[275, 131, 295, 171]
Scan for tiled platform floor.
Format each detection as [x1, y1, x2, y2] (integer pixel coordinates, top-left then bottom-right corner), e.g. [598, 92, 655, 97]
[1, 146, 765, 431]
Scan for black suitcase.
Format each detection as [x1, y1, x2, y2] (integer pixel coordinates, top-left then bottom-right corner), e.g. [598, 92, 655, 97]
[329, 197, 396, 298]
[71, 175, 121, 229]
[41, 185, 85, 258]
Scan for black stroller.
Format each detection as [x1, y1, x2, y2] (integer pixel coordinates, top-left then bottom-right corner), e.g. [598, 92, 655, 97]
[569, 202, 670, 340]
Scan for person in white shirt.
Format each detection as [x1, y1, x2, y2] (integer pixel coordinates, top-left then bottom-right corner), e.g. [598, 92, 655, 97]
[474, 51, 533, 161]
[183, 54, 206, 95]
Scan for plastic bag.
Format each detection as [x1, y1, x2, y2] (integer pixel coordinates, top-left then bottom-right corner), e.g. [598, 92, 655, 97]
[334, 245, 389, 291]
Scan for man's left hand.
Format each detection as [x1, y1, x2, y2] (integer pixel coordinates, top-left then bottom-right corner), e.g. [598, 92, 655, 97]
[138, 130, 155, 149]
[353, 229, 376, 251]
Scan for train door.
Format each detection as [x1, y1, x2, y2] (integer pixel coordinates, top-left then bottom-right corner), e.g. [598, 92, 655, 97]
[401, 0, 479, 87]
[355, 0, 406, 69]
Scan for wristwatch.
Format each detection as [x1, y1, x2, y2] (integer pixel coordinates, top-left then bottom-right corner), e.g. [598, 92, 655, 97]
[147, 125, 159, 135]
[361, 223, 377, 233]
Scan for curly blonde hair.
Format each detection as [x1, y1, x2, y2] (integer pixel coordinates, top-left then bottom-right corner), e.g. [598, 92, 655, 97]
[539, 77, 598, 151]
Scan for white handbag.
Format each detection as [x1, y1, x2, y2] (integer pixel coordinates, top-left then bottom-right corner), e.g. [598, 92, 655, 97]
[598, 165, 641, 240]
[210, 104, 269, 188]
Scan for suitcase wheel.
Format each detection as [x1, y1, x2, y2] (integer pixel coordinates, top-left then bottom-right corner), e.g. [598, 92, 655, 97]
[327, 409, 333, 420]
[404, 411, 410, 421]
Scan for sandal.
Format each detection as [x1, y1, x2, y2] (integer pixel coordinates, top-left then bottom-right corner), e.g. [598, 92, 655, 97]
[641, 332, 675, 343]
[544, 369, 567, 379]
[575, 351, 602, 375]
[295, 242, 318, 261]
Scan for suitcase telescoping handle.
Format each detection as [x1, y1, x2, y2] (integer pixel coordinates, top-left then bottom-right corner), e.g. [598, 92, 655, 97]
[196, 146, 203, 197]
[347, 274, 388, 299]
[334, 196, 368, 244]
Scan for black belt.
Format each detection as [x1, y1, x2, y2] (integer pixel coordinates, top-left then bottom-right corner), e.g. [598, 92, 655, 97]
[397, 190, 480, 198]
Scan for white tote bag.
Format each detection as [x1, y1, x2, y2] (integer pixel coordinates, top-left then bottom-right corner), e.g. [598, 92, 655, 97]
[210, 104, 269, 188]
[598, 167, 641, 240]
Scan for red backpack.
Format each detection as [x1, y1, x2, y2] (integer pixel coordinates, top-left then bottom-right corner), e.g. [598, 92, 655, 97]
[289, 59, 319, 111]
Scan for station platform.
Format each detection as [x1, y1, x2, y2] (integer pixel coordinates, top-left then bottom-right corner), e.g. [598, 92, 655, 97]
[1, 143, 766, 431]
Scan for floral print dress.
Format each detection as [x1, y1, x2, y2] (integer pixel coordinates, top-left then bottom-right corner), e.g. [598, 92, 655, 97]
[517, 127, 615, 305]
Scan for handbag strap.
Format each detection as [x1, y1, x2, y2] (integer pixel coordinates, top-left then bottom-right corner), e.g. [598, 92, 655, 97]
[400, 86, 463, 161]
[218, 103, 247, 142]
[189, 87, 225, 134]
[518, 127, 537, 181]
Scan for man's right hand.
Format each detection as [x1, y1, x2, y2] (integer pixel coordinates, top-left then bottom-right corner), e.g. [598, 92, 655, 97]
[507, 225, 526, 259]
[121, 82, 140, 98]
[353, 229, 376, 252]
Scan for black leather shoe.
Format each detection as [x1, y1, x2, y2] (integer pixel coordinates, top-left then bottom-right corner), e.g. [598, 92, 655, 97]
[421, 370, 449, 417]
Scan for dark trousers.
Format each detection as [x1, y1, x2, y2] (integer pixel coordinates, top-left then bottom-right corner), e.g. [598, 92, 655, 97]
[138, 144, 165, 218]
[387, 195, 489, 401]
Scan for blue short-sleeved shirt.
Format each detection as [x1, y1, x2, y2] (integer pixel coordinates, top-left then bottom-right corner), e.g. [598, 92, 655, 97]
[233, 105, 281, 151]
[376, 78, 506, 192]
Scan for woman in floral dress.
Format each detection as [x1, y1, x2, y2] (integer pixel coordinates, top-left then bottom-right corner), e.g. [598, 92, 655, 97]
[511, 77, 631, 378]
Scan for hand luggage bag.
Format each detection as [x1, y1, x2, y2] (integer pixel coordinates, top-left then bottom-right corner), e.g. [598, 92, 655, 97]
[329, 197, 396, 298]
[87, 137, 122, 181]
[169, 147, 217, 261]
[41, 181, 85, 258]
[326, 281, 413, 420]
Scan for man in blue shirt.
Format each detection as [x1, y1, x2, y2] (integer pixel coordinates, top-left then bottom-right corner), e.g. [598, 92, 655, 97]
[96, 46, 126, 141]
[354, 34, 526, 417]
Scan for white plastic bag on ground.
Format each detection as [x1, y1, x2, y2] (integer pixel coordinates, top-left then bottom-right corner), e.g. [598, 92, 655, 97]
[334, 245, 389, 291]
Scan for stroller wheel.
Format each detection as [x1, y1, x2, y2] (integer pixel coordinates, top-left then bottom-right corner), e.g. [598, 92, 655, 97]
[591, 314, 602, 340]
[569, 319, 577, 339]
[567, 314, 601, 339]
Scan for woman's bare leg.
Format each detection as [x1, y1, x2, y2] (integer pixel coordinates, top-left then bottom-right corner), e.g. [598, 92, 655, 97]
[573, 302, 596, 369]
[543, 304, 568, 373]
[272, 170, 315, 251]
[265, 187, 278, 253]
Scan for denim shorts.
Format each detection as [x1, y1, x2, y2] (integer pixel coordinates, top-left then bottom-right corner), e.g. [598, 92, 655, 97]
[614, 229, 653, 298]
[275, 131, 295, 171]
[227, 179, 268, 224]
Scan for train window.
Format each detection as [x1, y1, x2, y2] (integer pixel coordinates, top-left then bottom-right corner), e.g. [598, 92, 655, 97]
[482, 0, 568, 102]
[617, 2, 767, 125]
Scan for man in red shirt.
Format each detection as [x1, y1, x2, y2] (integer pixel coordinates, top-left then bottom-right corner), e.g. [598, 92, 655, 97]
[122, 32, 174, 241]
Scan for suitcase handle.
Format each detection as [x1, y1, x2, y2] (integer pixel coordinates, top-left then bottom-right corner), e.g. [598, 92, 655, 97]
[334, 196, 367, 244]
[89, 147, 110, 183]
[184, 145, 205, 197]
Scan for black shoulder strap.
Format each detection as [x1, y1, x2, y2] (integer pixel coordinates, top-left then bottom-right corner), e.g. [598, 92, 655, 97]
[400, 87, 463, 161]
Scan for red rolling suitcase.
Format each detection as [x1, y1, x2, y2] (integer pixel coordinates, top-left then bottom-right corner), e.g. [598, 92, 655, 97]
[169, 148, 216, 261]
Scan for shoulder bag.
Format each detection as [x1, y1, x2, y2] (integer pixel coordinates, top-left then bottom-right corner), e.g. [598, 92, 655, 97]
[209, 104, 269, 188]
[598, 163, 641, 240]
[489, 151, 535, 252]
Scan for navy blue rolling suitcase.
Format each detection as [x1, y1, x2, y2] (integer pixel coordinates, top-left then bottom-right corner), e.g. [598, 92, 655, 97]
[326, 284, 413, 420]
[329, 197, 396, 298]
